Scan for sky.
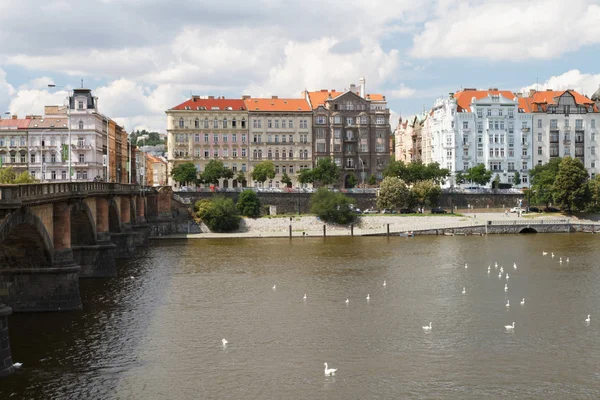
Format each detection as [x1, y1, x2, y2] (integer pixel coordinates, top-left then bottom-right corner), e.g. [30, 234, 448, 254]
[1, 0, 600, 133]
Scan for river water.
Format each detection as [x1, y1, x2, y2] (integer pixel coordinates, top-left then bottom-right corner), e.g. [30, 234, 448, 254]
[2, 234, 600, 399]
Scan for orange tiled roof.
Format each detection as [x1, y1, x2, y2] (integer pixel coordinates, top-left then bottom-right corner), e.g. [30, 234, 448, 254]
[0, 118, 31, 129]
[528, 89, 598, 112]
[366, 94, 384, 101]
[453, 89, 516, 112]
[244, 98, 311, 112]
[170, 97, 246, 111]
[307, 89, 385, 109]
[518, 97, 532, 113]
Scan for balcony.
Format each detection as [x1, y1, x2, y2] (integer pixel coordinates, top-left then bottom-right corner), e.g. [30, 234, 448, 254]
[521, 127, 530, 132]
[521, 155, 529, 159]
[75, 143, 93, 150]
[344, 136, 356, 142]
[575, 137, 584, 144]
[550, 136, 559, 143]
[563, 139, 571, 145]
[344, 165, 356, 170]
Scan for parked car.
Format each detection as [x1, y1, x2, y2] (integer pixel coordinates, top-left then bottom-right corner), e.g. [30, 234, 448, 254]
[431, 207, 448, 214]
[364, 209, 378, 214]
[543, 206, 561, 213]
[400, 208, 417, 214]
[528, 206, 541, 212]
[510, 207, 524, 213]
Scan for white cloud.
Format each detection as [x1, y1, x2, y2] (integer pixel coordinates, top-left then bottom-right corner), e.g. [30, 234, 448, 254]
[520, 70, 600, 97]
[8, 89, 67, 118]
[390, 84, 417, 99]
[411, 0, 600, 60]
[0, 69, 16, 113]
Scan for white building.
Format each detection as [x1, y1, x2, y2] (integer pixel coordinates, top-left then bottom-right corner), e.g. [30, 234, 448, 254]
[524, 89, 599, 178]
[427, 89, 533, 187]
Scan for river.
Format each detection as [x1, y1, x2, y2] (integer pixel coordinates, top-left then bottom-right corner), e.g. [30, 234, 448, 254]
[2, 234, 600, 399]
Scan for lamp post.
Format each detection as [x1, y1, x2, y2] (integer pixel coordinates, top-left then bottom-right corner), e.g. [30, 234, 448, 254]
[450, 175, 455, 214]
[48, 84, 72, 182]
[358, 156, 365, 190]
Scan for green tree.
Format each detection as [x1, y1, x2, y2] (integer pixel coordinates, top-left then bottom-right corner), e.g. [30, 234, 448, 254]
[251, 161, 276, 186]
[376, 176, 409, 210]
[0, 167, 38, 184]
[455, 171, 466, 185]
[383, 159, 407, 179]
[411, 180, 442, 210]
[311, 157, 340, 186]
[587, 175, 600, 212]
[235, 171, 247, 186]
[236, 189, 261, 218]
[310, 188, 357, 224]
[513, 171, 521, 187]
[200, 160, 233, 185]
[194, 199, 212, 216]
[553, 156, 589, 212]
[297, 168, 314, 185]
[346, 173, 357, 188]
[170, 162, 198, 186]
[368, 174, 377, 185]
[492, 174, 501, 189]
[383, 160, 449, 185]
[281, 172, 292, 187]
[530, 157, 561, 206]
[130, 130, 166, 146]
[197, 196, 240, 232]
[465, 164, 493, 186]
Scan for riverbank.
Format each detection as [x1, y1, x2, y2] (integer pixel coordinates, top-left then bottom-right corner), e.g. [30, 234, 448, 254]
[151, 212, 598, 239]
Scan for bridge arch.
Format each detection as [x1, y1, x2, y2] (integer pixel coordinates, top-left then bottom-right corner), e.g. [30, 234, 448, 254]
[0, 209, 53, 268]
[108, 198, 122, 233]
[519, 227, 538, 234]
[71, 201, 97, 245]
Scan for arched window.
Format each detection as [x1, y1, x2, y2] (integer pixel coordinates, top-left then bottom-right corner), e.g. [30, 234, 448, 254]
[79, 120, 84, 130]
[232, 118, 237, 128]
[241, 118, 246, 128]
[253, 149, 258, 159]
[289, 149, 293, 159]
[304, 150, 308, 159]
[223, 118, 228, 129]
[194, 118, 199, 128]
[268, 149, 273, 159]
[275, 150, 279, 159]
[213, 118, 218, 129]
[204, 118, 209, 128]
[179, 118, 184, 128]
[258, 149, 262, 159]
[282, 149, 286, 159]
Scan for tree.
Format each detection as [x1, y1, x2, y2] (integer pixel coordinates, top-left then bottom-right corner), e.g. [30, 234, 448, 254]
[492, 174, 500, 189]
[298, 157, 340, 187]
[411, 180, 442, 210]
[297, 168, 314, 185]
[587, 175, 600, 212]
[196, 196, 240, 232]
[346, 173, 357, 188]
[513, 171, 521, 187]
[281, 172, 292, 187]
[455, 171, 466, 185]
[383, 160, 449, 185]
[383, 159, 407, 179]
[236, 189, 261, 218]
[251, 161, 276, 186]
[199, 160, 233, 185]
[465, 164, 493, 186]
[310, 188, 357, 224]
[553, 156, 589, 212]
[170, 162, 198, 186]
[130, 130, 166, 147]
[0, 167, 38, 184]
[530, 157, 561, 206]
[235, 171, 247, 186]
[376, 176, 409, 210]
[368, 174, 377, 185]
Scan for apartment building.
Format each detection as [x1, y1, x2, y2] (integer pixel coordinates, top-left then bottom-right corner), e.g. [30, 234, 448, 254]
[522, 89, 599, 178]
[426, 89, 533, 187]
[244, 96, 313, 188]
[305, 78, 391, 188]
[395, 114, 425, 163]
[166, 96, 249, 188]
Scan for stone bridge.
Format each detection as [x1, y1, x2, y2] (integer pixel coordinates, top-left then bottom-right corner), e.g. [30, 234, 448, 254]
[0, 182, 171, 377]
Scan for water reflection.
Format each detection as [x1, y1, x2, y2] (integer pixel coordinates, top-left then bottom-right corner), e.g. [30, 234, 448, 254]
[2, 235, 600, 399]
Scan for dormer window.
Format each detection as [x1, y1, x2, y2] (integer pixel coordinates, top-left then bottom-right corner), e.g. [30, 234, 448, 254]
[78, 120, 83, 130]
[78, 100, 84, 110]
[179, 118, 184, 128]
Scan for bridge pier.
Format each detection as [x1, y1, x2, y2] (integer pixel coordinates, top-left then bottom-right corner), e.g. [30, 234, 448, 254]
[111, 229, 137, 258]
[131, 224, 150, 247]
[0, 304, 13, 377]
[72, 233, 117, 278]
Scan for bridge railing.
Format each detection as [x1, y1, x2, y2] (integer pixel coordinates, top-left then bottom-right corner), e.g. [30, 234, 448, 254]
[0, 182, 149, 203]
[488, 219, 571, 225]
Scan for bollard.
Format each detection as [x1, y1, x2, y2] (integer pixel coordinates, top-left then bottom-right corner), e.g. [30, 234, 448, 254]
[387, 223, 390, 237]
[289, 225, 292, 239]
[323, 224, 327, 237]
[351, 224, 354, 237]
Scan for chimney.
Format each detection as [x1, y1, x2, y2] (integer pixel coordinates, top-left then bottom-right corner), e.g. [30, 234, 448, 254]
[359, 77, 365, 98]
[271, 95, 278, 99]
[12, 115, 17, 119]
[242, 95, 251, 100]
[529, 89, 537, 97]
[208, 96, 214, 99]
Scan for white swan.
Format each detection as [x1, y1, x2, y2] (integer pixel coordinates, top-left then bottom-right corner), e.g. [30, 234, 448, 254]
[504, 284, 508, 292]
[465, 263, 468, 269]
[495, 262, 498, 268]
[345, 298, 349, 304]
[506, 273, 509, 280]
[566, 257, 570, 263]
[324, 362, 337, 376]
[303, 294, 307, 300]
[551, 253, 555, 258]
[513, 263, 517, 270]
[383, 280, 387, 287]
[505, 322, 515, 330]
[272, 284, 276, 290]
[586, 314, 591, 323]
[542, 251, 547, 256]
[462, 287, 466, 295]
[12, 362, 23, 369]
[559, 257, 563, 264]
[498, 272, 502, 279]
[520, 298, 525, 306]
[506, 300, 510, 307]
[222, 338, 228, 346]
[422, 322, 432, 331]
[366, 294, 370, 301]
[500, 266, 504, 273]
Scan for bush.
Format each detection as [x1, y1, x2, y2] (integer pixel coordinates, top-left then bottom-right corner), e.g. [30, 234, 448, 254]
[310, 188, 357, 225]
[237, 189, 261, 218]
[196, 196, 240, 232]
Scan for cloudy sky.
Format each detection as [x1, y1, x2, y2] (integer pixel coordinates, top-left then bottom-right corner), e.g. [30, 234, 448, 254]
[1, 0, 600, 133]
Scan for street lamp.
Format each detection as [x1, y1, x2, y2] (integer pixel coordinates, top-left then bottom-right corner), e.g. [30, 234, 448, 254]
[48, 84, 72, 182]
[358, 157, 365, 189]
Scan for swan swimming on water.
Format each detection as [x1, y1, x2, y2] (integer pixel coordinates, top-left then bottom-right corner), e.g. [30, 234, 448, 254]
[383, 280, 387, 287]
[462, 287, 466, 295]
[506, 273, 509, 280]
[506, 300, 510, 307]
[303, 294, 307, 300]
[324, 362, 337, 376]
[345, 298, 349, 304]
[586, 314, 591, 323]
[222, 339, 228, 346]
[500, 266, 504, 273]
[465, 263, 468, 269]
[366, 294, 370, 301]
[495, 262, 498, 268]
[542, 251, 547, 256]
[505, 322, 515, 330]
[552, 253, 555, 258]
[422, 322, 432, 331]
[520, 298, 525, 306]
[272, 284, 276, 290]
[12, 362, 22, 369]
[504, 284, 508, 292]
[513, 263, 517, 270]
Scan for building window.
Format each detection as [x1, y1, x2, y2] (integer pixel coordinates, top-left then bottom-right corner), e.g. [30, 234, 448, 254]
[487, 109, 491, 117]
[592, 132, 596, 142]
[78, 101, 84, 110]
[268, 119, 272, 128]
[82, 170, 87, 179]
[462, 121, 468, 129]
[538, 147, 542, 155]
[242, 134, 246, 143]
[214, 118, 218, 129]
[179, 118, 184, 128]
[576, 119, 583, 129]
[241, 148, 246, 157]
[204, 118, 209, 128]
[565, 119, 570, 128]
[281, 120, 286, 129]
[195, 119, 199, 128]
[477, 109, 482, 118]
[30, 153, 36, 163]
[241, 118, 246, 128]
[213, 134, 218, 143]
[51, 153, 56, 163]
[522, 148, 527, 156]
[274, 120, 279, 129]
[550, 119, 558, 129]
[51, 170, 56, 180]
[204, 134, 209, 142]
[79, 154, 85, 162]
[223, 135, 228, 143]
[232, 148, 237, 158]
[498, 109, 503, 117]
[232, 134, 237, 143]
[316, 115, 325, 125]
[592, 119, 596, 128]
[592, 146, 596, 155]
[223, 118, 227, 129]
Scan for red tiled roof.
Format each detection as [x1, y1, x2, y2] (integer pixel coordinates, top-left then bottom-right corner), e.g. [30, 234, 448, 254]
[170, 97, 246, 111]
[0, 119, 31, 129]
[528, 89, 598, 112]
[307, 89, 385, 110]
[518, 97, 532, 113]
[453, 89, 516, 112]
[244, 98, 311, 112]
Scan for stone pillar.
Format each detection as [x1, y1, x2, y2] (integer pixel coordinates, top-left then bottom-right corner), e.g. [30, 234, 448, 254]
[74, 197, 118, 278]
[120, 197, 131, 226]
[136, 196, 146, 224]
[0, 304, 13, 377]
[53, 201, 71, 251]
[131, 195, 149, 247]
